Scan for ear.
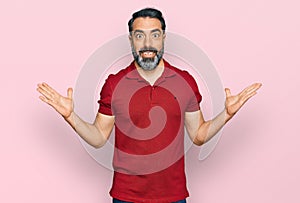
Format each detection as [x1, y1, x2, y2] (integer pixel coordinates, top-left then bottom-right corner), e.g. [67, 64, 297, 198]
[128, 34, 133, 46]
[163, 32, 166, 40]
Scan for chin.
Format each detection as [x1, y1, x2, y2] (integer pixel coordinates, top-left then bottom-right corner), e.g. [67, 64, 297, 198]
[137, 56, 160, 71]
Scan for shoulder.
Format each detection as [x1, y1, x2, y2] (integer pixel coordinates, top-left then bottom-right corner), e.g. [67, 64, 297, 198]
[164, 60, 197, 83]
[105, 62, 135, 84]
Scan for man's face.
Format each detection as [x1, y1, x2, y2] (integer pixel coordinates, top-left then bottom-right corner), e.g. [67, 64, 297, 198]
[130, 17, 165, 71]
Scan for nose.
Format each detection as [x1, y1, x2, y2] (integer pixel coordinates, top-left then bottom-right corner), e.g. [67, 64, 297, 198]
[143, 35, 152, 48]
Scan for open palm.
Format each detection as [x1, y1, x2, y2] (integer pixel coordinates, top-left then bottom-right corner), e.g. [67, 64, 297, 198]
[37, 83, 74, 119]
[225, 83, 262, 117]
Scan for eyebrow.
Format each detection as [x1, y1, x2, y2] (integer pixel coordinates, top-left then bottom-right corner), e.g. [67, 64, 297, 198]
[133, 29, 162, 34]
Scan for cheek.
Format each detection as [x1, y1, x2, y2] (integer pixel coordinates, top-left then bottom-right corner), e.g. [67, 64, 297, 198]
[155, 38, 164, 45]
[132, 41, 143, 51]
[153, 41, 164, 50]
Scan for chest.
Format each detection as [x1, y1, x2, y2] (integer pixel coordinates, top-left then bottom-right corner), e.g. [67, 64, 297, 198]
[111, 78, 193, 127]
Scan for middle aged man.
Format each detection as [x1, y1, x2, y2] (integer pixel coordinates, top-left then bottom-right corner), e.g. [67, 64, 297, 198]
[37, 7, 262, 203]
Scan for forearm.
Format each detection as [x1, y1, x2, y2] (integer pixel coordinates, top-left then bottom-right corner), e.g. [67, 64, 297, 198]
[194, 109, 231, 145]
[65, 112, 108, 148]
[190, 83, 262, 145]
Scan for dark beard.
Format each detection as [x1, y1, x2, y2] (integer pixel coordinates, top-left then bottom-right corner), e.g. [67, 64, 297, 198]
[132, 46, 164, 71]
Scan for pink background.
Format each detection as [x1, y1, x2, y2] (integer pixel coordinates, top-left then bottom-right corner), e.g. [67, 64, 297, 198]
[1, 0, 299, 202]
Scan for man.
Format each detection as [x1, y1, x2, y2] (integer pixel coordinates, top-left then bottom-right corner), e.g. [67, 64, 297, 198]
[37, 8, 261, 203]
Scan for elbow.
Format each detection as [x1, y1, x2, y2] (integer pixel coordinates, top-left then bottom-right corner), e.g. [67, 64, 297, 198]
[91, 131, 110, 149]
[192, 121, 210, 146]
[92, 143, 104, 149]
[92, 144, 103, 149]
[193, 136, 205, 146]
[91, 139, 107, 149]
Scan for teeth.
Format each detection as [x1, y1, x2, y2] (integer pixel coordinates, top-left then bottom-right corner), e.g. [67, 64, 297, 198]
[142, 51, 155, 57]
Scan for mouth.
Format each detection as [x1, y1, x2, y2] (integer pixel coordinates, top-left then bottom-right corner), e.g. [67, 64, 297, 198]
[139, 50, 157, 58]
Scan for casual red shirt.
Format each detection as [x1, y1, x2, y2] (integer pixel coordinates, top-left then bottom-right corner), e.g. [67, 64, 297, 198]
[98, 60, 202, 202]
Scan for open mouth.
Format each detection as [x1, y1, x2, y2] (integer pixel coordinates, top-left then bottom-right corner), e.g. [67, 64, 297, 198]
[139, 50, 157, 58]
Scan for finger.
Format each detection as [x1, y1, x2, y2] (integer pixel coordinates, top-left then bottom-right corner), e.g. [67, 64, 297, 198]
[247, 83, 262, 92]
[253, 83, 262, 91]
[41, 82, 59, 96]
[240, 91, 257, 104]
[225, 88, 231, 97]
[67, 88, 73, 99]
[37, 83, 55, 98]
[37, 86, 53, 100]
[39, 95, 50, 103]
[243, 83, 262, 98]
[39, 95, 57, 108]
[239, 83, 262, 97]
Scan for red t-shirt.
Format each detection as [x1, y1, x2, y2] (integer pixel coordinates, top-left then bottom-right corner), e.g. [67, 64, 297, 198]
[98, 60, 202, 202]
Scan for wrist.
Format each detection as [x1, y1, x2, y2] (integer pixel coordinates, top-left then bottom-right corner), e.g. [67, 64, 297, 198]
[224, 108, 234, 123]
[64, 111, 75, 126]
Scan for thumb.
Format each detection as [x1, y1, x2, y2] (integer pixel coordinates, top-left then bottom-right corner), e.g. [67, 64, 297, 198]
[67, 88, 73, 99]
[225, 88, 231, 97]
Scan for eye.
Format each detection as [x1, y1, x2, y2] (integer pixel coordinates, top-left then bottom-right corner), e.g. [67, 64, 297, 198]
[135, 33, 144, 39]
[152, 33, 160, 39]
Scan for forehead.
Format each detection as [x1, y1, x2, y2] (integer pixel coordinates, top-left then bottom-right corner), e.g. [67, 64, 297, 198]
[132, 17, 162, 31]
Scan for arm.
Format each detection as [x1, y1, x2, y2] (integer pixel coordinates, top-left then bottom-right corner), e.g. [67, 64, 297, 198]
[66, 112, 114, 148]
[37, 82, 114, 148]
[185, 83, 262, 146]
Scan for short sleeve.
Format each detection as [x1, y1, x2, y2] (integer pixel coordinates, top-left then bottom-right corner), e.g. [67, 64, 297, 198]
[185, 73, 202, 112]
[98, 76, 114, 116]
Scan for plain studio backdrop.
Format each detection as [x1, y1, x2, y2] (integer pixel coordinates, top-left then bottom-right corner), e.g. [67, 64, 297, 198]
[0, 0, 299, 202]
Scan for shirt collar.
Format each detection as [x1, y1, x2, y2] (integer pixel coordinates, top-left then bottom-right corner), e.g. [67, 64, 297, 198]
[125, 59, 177, 81]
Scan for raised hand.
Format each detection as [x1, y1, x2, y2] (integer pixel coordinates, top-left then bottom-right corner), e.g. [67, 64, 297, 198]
[225, 83, 262, 118]
[37, 83, 74, 119]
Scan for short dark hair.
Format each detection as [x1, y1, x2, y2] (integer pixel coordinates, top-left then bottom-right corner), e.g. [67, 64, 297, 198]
[128, 8, 166, 32]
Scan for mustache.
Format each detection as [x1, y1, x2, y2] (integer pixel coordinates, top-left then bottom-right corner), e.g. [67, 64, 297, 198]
[138, 47, 158, 54]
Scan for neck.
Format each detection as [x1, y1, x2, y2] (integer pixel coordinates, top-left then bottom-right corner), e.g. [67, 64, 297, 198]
[135, 59, 165, 86]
